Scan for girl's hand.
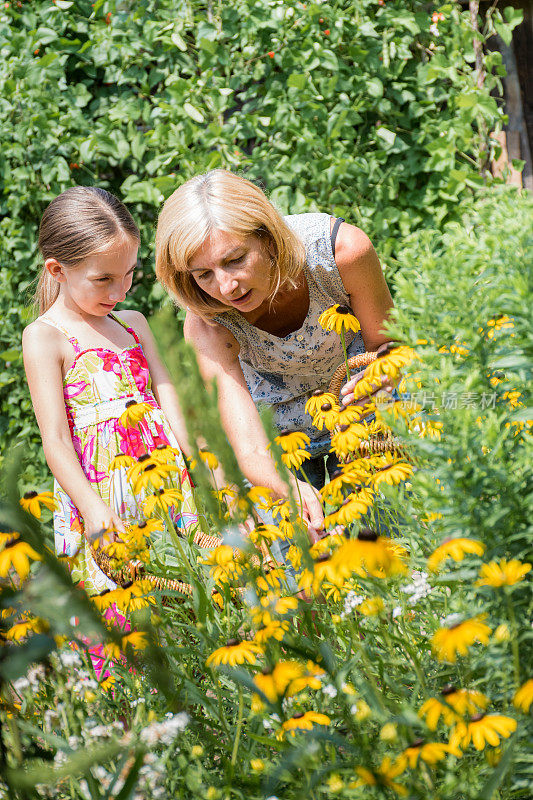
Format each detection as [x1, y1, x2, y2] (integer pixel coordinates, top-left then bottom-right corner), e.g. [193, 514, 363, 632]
[81, 499, 126, 548]
[293, 478, 324, 538]
[340, 369, 394, 410]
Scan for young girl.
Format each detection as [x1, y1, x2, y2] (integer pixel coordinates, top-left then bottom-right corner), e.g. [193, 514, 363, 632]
[23, 186, 199, 596]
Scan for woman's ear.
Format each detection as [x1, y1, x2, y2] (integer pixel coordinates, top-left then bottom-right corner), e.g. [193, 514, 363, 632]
[44, 258, 67, 283]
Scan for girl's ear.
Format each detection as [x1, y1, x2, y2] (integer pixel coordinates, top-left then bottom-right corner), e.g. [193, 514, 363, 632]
[44, 258, 67, 283]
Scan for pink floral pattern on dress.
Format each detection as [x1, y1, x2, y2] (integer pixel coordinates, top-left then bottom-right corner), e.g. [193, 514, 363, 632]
[43, 313, 200, 596]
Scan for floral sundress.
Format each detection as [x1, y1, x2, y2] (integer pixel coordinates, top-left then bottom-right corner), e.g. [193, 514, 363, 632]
[40, 314, 199, 595]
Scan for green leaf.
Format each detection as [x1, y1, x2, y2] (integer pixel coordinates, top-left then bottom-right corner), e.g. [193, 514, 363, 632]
[0, 349, 20, 362]
[171, 32, 187, 51]
[477, 737, 516, 799]
[287, 73, 307, 90]
[376, 126, 396, 146]
[183, 102, 205, 123]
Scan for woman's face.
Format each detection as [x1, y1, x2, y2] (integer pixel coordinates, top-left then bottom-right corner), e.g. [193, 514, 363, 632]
[187, 230, 273, 312]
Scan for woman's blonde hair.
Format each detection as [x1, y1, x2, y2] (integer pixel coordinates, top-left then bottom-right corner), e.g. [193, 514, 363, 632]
[36, 186, 140, 315]
[155, 170, 306, 318]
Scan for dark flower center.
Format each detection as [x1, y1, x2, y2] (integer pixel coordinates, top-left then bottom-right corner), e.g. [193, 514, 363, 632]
[279, 429, 293, 437]
[261, 666, 273, 675]
[338, 424, 350, 432]
[321, 403, 332, 411]
[358, 528, 379, 542]
[441, 684, 456, 696]
[331, 469, 344, 479]
[470, 713, 486, 723]
[226, 638, 240, 647]
[143, 464, 156, 472]
[377, 342, 396, 357]
[336, 305, 352, 315]
[99, 588, 111, 597]
[122, 581, 134, 589]
[138, 522, 147, 529]
[315, 553, 331, 563]
[292, 712, 305, 719]
[312, 389, 324, 397]
[24, 491, 38, 499]
[138, 453, 151, 463]
[410, 738, 424, 749]
[125, 399, 137, 408]
[156, 444, 167, 450]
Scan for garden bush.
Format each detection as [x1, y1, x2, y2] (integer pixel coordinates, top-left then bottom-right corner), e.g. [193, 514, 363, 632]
[0, 0, 523, 479]
[1, 186, 531, 799]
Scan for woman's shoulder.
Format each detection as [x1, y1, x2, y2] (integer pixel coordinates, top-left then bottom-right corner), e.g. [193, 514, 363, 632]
[283, 212, 332, 242]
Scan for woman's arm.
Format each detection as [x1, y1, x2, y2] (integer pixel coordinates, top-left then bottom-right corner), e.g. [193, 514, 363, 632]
[120, 310, 192, 455]
[184, 313, 324, 530]
[22, 322, 125, 540]
[333, 221, 396, 406]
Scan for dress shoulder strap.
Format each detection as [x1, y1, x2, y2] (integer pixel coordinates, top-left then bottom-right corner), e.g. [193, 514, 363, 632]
[38, 316, 82, 355]
[109, 313, 141, 344]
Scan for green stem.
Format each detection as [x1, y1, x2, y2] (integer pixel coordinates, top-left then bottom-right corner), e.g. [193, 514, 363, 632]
[505, 591, 521, 688]
[340, 329, 351, 382]
[230, 686, 244, 768]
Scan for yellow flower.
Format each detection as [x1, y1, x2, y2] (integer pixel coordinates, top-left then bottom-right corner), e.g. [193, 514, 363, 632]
[286, 544, 303, 570]
[443, 686, 490, 717]
[494, 623, 510, 642]
[119, 400, 153, 427]
[121, 630, 148, 652]
[249, 524, 286, 546]
[133, 462, 177, 493]
[360, 596, 384, 616]
[370, 459, 413, 489]
[331, 529, 407, 579]
[286, 661, 325, 696]
[327, 774, 344, 793]
[125, 519, 162, 548]
[353, 699, 372, 720]
[5, 617, 49, 641]
[247, 486, 274, 508]
[320, 469, 361, 504]
[201, 545, 244, 584]
[513, 679, 533, 714]
[312, 400, 341, 432]
[278, 710, 330, 738]
[94, 580, 154, 613]
[380, 723, 398, 742]
[143, 487, 184, 516]
[427, 538, 485, 573]
[431, 616, 491, 662]
[281, 448, 311, 470]
[364, 345, 416, 384]
[476, 559, 531, 588]
[449, 714, 517, 752]
[397, 738, 457, 770]
[0, 531, 19, 547]
[206, 638, 263, 667]
[255, 568, 287, 592]
[305, 390, 337, 418]
[351, 757, 407, 796]
[19, 490, 56, 518]
[198, 449, 219, 470]
[274, 430, 311, 452]
[318, 304, 361, 335]
[102, 541, 128, 562]
[0, 540, 42, 581]
[336, 405, 366, 426]
[330, 424, 369, 458]
[253, 661, 305, 703]
[150, 444, 178, 464]
[109, 454, 135, 471]
[250, 758, 265, 772]
[324, 490, 373, 528]
[254, 620, 288, 644]
[127, 453, 156, 483]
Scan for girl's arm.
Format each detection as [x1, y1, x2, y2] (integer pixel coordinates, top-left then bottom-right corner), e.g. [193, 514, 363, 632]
[22, 322, 125, 540]
[333, 221, 396, 406]
[119, 310, 191, 455]
[184, 312, 324, 531]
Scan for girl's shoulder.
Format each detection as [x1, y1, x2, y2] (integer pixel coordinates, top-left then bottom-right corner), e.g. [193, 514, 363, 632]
[23, 316, 64, 351]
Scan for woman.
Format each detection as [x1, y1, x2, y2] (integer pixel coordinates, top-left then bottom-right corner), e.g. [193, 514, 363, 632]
[155, 170, 394, 531]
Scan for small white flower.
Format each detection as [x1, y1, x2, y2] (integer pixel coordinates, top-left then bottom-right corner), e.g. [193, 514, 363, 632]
[392, 606, 402, 619]
[322, 683, 337, 698]
[442, 612, 462, 627]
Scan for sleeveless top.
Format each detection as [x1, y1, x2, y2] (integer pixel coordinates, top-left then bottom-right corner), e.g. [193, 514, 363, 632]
[214, 213, 365, 456]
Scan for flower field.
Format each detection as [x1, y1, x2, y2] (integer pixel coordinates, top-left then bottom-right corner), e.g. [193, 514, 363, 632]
[0, 189, 531, 799]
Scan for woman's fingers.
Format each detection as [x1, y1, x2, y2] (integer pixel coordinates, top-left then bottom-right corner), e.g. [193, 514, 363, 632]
[298, 482, 324, 531]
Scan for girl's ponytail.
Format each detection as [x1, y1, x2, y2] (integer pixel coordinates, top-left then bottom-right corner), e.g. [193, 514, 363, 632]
[35, 186, 140, 316]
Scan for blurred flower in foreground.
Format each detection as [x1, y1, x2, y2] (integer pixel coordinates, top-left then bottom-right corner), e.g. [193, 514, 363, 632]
[274, 430, 310, 453]
[318, 304, 361, 335]
[281, 448, 310, 470]
[431, 616, 491, 662]
[19, 490, 56, 518]
[397, 739, 457, 769]
[332, 529, 407, 579]
[419, 685, 489, 729]
[351, 757, 406, 795]
[370, 458, 413, 489]
[513, 680, 533, 714]
[206, 638, 263, 667]
[427, 537, 485, 572]
[0, 540, 42, 580]
[449, 714, 517, 752]
[143, 487, 183, 515]
[476, 559, 531, 588]
[278, 710, 330, 738]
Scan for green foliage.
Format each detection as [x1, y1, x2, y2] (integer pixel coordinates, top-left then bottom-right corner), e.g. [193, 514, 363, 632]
[0, 0, 521, 480]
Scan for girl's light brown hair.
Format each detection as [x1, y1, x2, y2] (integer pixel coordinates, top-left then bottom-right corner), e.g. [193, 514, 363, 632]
[36, 186, 140, 315]
[155, 169, 306, 318]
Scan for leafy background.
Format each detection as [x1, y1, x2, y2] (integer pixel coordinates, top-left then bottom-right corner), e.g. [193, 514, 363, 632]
[0, 0, 523, 484]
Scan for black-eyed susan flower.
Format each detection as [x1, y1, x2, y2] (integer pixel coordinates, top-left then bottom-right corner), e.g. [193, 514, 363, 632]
[370, 458, 413, 489]
[351, 757, 407, 796]
[197, 449, 219, 470]
[206, 638, 263, 667]
[305, 390, 337, 418]
[513, 679, 533, 713]
[0, 531, 19, 547]
[359, 596, 384, 616]
[330, 529, 406, 579]
[96, 580, 154, 613]
[5, 616, 49, 641]
[150, 444, 176, 465]
[128, 518, 162, 544]
[312, 400, 341, 432]
[127, 453, 156, 483]
[0, 540, 42, 581]
[274, 430, 311, 452]
[119, 400, 153, 427]
[253, 661, 304, 705]
[249, 524, 286, 546]
[330, 423, 369, 458]
[255, 567, 287, 593]
[449, 713, 517, 752]
[143, 487, 184, 516]
[427, 538, 485, 573]
[287, 661, 325, 696]
[122, 630, 149, 652]
[336, 405, 367, 426]
[133, 462, 177, 494]
[102, 540, 128, 562]
[278, 710, 330, 738]
[201, 545, 244, 584]
[247, 486, 274, 509]
[19, 490, 56, 518]
[254, 619, 288, 644]
[364, 345, 416, 384]
[281, 448, 311, 470]
[324, 490, 374, 528]
[397, 738, 457, 769]
[476, 558, 531, 588]
[442, 686, 490, 717]
[109, 454, 135, 471]
[318, 304, 361, 335]
[431, 616, 491, 662]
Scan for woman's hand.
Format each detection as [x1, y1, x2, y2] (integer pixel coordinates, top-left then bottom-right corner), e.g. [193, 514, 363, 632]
[291, 478, 324, 540]
[340, 369, 394, 411]
[80, 499, 126, 548]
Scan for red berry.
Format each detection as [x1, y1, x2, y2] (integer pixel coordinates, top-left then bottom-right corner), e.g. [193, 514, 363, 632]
[268, 51, 275, 58]
[34, 48, 39, 55]
[324, 29, 330, 35]
[319, 18, 323, 22]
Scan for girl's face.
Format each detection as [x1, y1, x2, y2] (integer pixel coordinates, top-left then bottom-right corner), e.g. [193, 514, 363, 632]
[187, 230, 273, 313]
[48, 238, 139, 317]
